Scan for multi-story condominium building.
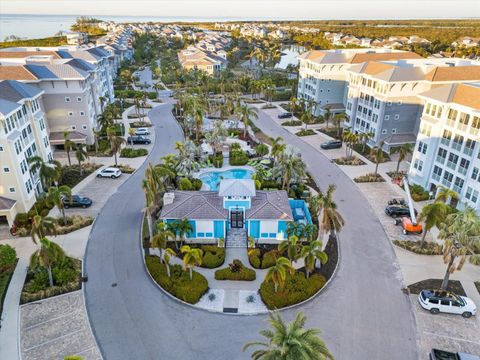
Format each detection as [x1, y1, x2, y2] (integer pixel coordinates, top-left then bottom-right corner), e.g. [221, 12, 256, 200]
[344, 58, 480, 151]
[0, 80, 53, 226]
[297, 49, 422, 116]
[0, 63, 99, 145]
[409, 82, 480, 210]
[178, 45, 227, 75]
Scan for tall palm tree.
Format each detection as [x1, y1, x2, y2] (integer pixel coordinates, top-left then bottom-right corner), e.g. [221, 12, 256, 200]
[92, 128, 101, 155]
[438, 207, 480, 290]
[265, 257, 295, 293]
[75, 143, 88, 175]
[333, 113, 347, 138]
[142, 163, 164, 240]
[185, 95, 208, 142]
[155, 154, 177, 188]
[107, 126, 126, 166]
[97, 110, 114, 132]
[323, 106, 332, 129]
[128, 128, 136, 147]
[370, 141, 385, 176]
[30, 237, 67, 287]
[360, 132, 374, 152]
[273, 147, 306, 192]
[30, 214, 57, 244]
[63, 131, 74, 166]
[278, 235, 301, 262]
[435, 186, 459, 205]
[27, 156, 62, 191]
[162, 248, 177, 278]
[152, 222, 175, 261]
[392, 144, 412, 175]
[180, 245, 203, 280]
[176, 218, 193, 248]
[271, 136, 286, 161]
[47, 185, 71, 224]
[417, 202, 447, 246]
[243, 312, 334, 360]
[235, 105, 258, 138]
[285, 221, 305, 238]
[311, 184, 344, 241]
[301, 241, 328, 278]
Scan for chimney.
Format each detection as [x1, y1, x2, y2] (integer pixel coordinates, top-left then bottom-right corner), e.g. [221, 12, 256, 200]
[163, 192, 175, 205]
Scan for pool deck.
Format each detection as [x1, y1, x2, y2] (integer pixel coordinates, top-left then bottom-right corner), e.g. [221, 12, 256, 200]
[194, 165, 256, 191]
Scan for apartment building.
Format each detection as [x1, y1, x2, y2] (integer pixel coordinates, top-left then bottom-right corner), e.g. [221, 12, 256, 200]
[409, 82, 480, 210]
[0, 80, 53, 226]
[345, 58, 480, 151]
[297, 49, 422, 116]
[178, 45, 227, 75]
[0, 63, 99, 145]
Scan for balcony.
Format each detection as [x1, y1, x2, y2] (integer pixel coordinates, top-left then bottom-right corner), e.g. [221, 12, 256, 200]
[441, 178, 452, 187]
[432, 173, 441, 182]
[451, 142, 463, 151]
[446, 161, 457, 170]
[436, 156, 446, 164]
[440, 138, 450, 146]
[453, 185, 463, 194]
[463, 148, 474, 156]
[458, 167, 468, 176]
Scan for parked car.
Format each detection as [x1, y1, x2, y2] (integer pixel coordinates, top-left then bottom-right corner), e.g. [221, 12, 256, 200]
[388, 197, 406, 206]
[320, 140, 343, 150]
[135, 128, 150, 136]
[385, 205, 417, 217]
[62, 195, 92, 209]
[430, 348, 480, 360]
[418, 290, 477, 318]
[127, 135, 151, 144]
[96, 167, 122, 179]
[278, 112, 293, 119]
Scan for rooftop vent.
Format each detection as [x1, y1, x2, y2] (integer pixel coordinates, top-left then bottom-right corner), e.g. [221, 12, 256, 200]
[163, 192, 175, 206]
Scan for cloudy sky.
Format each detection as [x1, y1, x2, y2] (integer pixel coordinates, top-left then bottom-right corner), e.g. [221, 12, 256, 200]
[2, 0, 479, 19]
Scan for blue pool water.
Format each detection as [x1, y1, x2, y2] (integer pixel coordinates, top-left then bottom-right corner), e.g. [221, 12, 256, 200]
[199, 169, 253, 190]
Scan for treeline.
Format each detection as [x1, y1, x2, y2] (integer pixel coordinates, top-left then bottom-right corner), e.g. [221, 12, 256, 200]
[71, 16, 106, 36]
[0, 36, 67, 49]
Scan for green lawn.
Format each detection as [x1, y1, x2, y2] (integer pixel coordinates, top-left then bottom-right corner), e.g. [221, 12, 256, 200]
[0, 262, 17, 317]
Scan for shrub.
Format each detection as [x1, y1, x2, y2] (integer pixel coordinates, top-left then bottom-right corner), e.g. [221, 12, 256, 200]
[333, 157, 366, 166]
[261, 250, 279, 269]
[191, 178, 203, 191]
[120, 148, 148, 158]
[229, 150, 249, 166]
[260, 180, 280, 190]
[259, 272, 326, 309]
[214, 260, 256, 281]
[354, 173, 385, 183]
[248, 248, 261, 269]
[295, 129, 316, 137]
[52, 266, 78, 286]
[255, 143, 269, 157]
[14, 213, 30, 227]
[129, 121, 152, 128]
[409, 184, 430, 202]
[53, 215, 94, 235]
[393, 240, 443, 255]
[145, 256, 208, 304]
[201, 246, 225, 268]
[209, 154, 223, 168]
[0, 244, 17, 272]
[58, 164, 101, 188]
[178, 177, 193, 190]
[114, 164, 135, 174]
[282, 120, 302, 126]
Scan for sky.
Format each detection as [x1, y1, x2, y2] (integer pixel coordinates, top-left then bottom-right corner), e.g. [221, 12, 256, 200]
[2, 0, 479, 19]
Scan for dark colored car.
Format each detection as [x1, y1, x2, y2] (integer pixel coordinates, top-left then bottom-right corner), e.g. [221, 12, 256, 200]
[388, 198, 406, 206]
[127, 135, 151, 145]
[63, 195, 92, 209]
[430, 348, 480, 360]
[320, 140, 343, 150]
[385, 205, 417, 217]
[278, 112, 293, 119]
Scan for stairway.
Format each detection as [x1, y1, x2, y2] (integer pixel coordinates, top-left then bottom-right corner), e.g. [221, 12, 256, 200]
[226, 228, 247, 248]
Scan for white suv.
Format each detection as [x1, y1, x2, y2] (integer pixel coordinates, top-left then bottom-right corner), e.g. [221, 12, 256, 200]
[135, 128, 150, 136]
[96, 167, 122, 179]
[418, 289, 477, 318]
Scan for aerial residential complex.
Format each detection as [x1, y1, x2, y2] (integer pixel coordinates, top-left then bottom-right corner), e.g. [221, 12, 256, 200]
[0, 80, 53, 225]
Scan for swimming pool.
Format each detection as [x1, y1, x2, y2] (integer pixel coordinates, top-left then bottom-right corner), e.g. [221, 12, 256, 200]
[199, 169, 253, 191]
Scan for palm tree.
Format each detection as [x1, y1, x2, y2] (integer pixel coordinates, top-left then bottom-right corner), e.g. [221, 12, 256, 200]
[435, 186, 459, 205]
[360, 132, 374, 152]
[63, 131, 74, 166]
[162, 248, 177, 278]
[301, 241, 328, 278]
[271, 136, 286, 161]
[27, 156, 62, 191]
[97, 110, 114, 132]
[391, 144, 412, 175]
[273, 147, 306, 192]
[265, 257, 295, 293]
[151, 222, 175, 261]
[30, 214, 57, 244]
[243, 312, 334, 360]
[128, 128, 136, 147]
[285, 221, 305, 238]
[153, 81, 163, 97]
[438, 208, 480, 290]
[142, 163, 164, 241]
[180, 245, 203, 280]
[303, 224, 319, 243]
[333, 113, 347, 138]
[176, 218, 193, 248]
[155, 154, 177, 188]
[30, 237, 67, 287]
[74, 143, 88, 175]
[107, 126, 126, 166]
[323, 106, 332, 129]
[235, 105, 258, 138]
[311, 184, 344, 241]
[417, 202, 447, 246]
[92, 128, 101, 155]
[370, 142, 385, 176]
[185, 95, 208, 142]
[278, 235, 301, 262]
[47, 185, 71, 224]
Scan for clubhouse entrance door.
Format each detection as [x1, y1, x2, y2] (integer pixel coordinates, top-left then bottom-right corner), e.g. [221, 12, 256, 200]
[230, 210, 244, 228]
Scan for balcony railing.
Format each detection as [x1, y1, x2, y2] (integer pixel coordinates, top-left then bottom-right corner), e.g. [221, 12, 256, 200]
[436, 156, 446, 164]
[442, 179, 452, 187]
[432, 173, 441, 182]
[453, 185, 463, 194]
[458, 167, 468, 176]
[464, 148, 474, 156]
[446, 161, 457, 170]
[451, 142, 463, 151]
[440, 138, 451, 146]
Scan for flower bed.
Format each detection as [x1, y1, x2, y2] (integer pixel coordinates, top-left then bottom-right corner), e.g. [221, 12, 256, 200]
[282, 120, 302, 126]
[145, 255, 208, 304]
[112, 164, 135, 173]
[58, 163, 102, 188]
[248, 247, 279, 269]
[129, 121, 152, 128]
[16, 215, 93, 237]
[333, 157, 366, 166]
[386, 171, 407, 179]
[407, 279, 465, 296]
[295, 129, 316, 137]
[317, 127, 342, 140]
[393, 240, 443, 255]
[21, 257, 82, 304]
[120, 148, 148, 158]
[259, 271, 326, 309]
[214, 260, 256, 281]
[354, 173, 385, 183]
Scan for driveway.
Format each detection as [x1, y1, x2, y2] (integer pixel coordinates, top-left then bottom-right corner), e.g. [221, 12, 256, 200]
[84, 99, 418, 360]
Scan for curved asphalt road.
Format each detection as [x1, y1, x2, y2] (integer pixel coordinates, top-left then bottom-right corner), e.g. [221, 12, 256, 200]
[84, 101, 418, 360]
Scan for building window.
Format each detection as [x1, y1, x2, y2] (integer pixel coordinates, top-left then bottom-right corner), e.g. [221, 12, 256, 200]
[385, 115, 390, 121]
[382, 129, 387, 134]
[413, 159, 423, 171]
[432, 165, 442, 181]
[77, 97, 82, 102]
[0, 145, 3, 151]
[466, 187, 479, 203]
[472, 167, 479, 181]
[391, 128, 397, 134]
[9, 187, 15, 193]
[394, 114, 400, 120]
[71, 126, 76, 130]
[417, 142, 427, 154]
[3, 167, 10, 173]
[80, 111, 85, 116]
[68, 111, 74, 116]
[82, 125, 87, 130]
[65, 97, 71, 102]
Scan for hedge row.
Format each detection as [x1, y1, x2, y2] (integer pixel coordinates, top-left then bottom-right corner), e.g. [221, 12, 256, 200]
[200, 245, 225, 268]
[145, 256, 208, 304]
[115, 89, 157, 100]
[120, 148, 148, 158]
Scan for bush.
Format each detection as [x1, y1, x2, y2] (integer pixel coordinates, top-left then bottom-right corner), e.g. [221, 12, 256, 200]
[260, 272, 326, 309]
[114, 164, 135, 174]
[410, 184, 430, 202]
[272, 90, 292, 102]
[282, 120, 302, 126]
[260, 180, 281, 190]
[191, 178, 203, 191]
[0, 244, 17, 272]
[295, 129, 316, 137]
[354, 173, 385, 183]
[54, 215, 94, 235]
[201, 245, 225, 268]
[115, 89, 156, 100]
[229, 149, 249, 166]
[261, 250, 279, 269]
[393, 240, 443, 255]
[333, 157, 366, 166]
[120, 148, 148, 158]
[255, 143, 269, 157]
[145, 256, 208, 304]
[214, 260, 256, 281]
[52, 266, 78, 286]
[209, 154, 223, 168]
[58, 164, 101, 188]
[129, 121, 152, 128]
[178, 177, 193, 190]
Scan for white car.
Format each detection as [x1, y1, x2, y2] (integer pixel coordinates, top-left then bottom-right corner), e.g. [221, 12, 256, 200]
[135, 128, 150, 136]
[418, 289, 477, 318]
[96, 167, 122, 179]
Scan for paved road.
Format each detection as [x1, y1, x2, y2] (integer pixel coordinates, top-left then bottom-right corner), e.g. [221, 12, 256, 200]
[84, 101, 418, 360]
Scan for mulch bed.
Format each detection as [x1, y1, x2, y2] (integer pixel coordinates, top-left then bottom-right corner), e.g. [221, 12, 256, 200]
[407, 279, 466, 296]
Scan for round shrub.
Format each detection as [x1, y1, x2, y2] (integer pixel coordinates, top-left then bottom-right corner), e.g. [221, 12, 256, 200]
[201, 246, 225, 268]
[191, 178, 203, 191]
[178, 178, 193, 190]
[261, 250, 279, 269]
[255, 144, 269, 157]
